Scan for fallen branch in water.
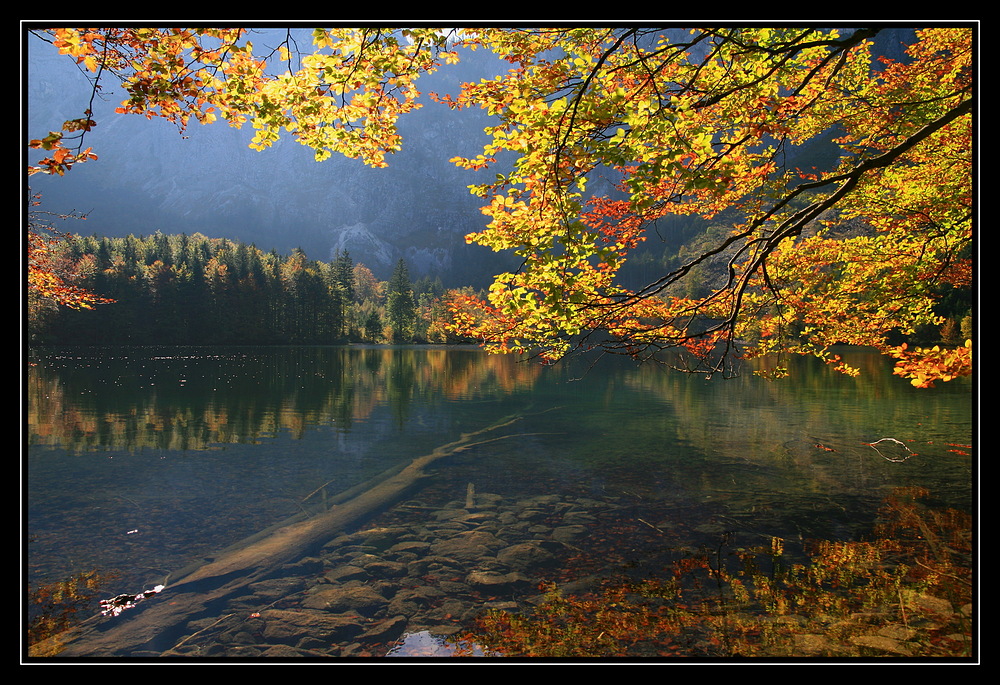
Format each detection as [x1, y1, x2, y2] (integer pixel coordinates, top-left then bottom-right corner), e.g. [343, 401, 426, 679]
[30, 411, 535, 658]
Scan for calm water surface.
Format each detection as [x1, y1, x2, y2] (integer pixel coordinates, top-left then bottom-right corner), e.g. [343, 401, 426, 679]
[25, 345, 974, 599]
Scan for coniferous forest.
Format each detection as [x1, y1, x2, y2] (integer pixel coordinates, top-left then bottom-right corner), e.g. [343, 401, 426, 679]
[28, 226, 973, 352]
[28, 231, 475, 347]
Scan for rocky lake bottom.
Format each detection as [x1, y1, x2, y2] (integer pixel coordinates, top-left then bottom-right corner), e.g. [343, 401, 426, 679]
[142, 480, 691, 659]
[37, 472, 974, 661]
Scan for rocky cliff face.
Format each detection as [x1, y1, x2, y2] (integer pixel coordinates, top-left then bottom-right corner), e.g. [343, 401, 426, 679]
[26, 30, 513, 284]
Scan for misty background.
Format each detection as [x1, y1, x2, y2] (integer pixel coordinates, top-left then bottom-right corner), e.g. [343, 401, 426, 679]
[24, 28, 529, 287]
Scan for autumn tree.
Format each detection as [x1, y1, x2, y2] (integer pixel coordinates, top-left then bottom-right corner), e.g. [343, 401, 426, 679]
[26, 191, 113, 331]
[27, 26, 974, 386]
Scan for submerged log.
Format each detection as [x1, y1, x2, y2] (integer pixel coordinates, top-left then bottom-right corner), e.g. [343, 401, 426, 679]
[31, 414, 525, 658]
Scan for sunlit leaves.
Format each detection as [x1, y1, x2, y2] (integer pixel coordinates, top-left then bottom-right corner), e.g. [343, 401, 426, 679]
[246, 28, 456, 165]
[28, 112, 99, 176]
[440, 27, 973, 383]
[27, 139, 98, 176]
[889, 340, 973, 388]
[28, 228, 113, 309]
[30, 26, 974, 384]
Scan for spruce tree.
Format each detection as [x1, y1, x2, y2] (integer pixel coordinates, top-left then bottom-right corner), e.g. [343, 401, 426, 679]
[386, 259, 416, 342]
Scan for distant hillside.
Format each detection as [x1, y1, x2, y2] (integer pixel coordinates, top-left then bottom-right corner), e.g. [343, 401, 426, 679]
[26, 28, 519, 286]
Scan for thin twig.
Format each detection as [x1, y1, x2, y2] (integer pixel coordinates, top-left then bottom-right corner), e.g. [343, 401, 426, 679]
[164, 613, 236, 653]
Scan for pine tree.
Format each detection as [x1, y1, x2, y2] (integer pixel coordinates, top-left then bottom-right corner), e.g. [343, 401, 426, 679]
[386, 259, 416, 342]
[363, 308, 383, 342]
[332, 250, 355, 302]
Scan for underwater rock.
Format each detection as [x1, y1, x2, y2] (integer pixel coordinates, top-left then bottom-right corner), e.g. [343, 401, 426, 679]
[302, 583, 391, 617]
[259, 608, 365, 645]
[496, 541, 558, 571]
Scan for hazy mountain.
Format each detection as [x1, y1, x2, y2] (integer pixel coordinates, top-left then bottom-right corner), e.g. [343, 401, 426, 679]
[25, 29, 518, 285]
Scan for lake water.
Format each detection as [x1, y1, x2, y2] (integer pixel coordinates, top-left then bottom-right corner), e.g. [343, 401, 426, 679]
[25, 345, 974, 651]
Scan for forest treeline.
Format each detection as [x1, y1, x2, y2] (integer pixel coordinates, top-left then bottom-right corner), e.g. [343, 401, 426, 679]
[27, 231, 478, 346]
[28, 228, 972, 351]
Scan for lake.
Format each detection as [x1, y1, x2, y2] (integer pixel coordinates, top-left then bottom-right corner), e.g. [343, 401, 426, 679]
[24, 345, 974, 656]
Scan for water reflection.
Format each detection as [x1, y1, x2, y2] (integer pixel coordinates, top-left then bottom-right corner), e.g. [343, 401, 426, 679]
[386, 630, 485, 657]
[26, 345, 973, 608]
[27, 346, 544, 452]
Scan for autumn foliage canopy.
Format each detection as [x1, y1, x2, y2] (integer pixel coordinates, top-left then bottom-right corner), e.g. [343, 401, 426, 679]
[27, 26, 974, 386]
